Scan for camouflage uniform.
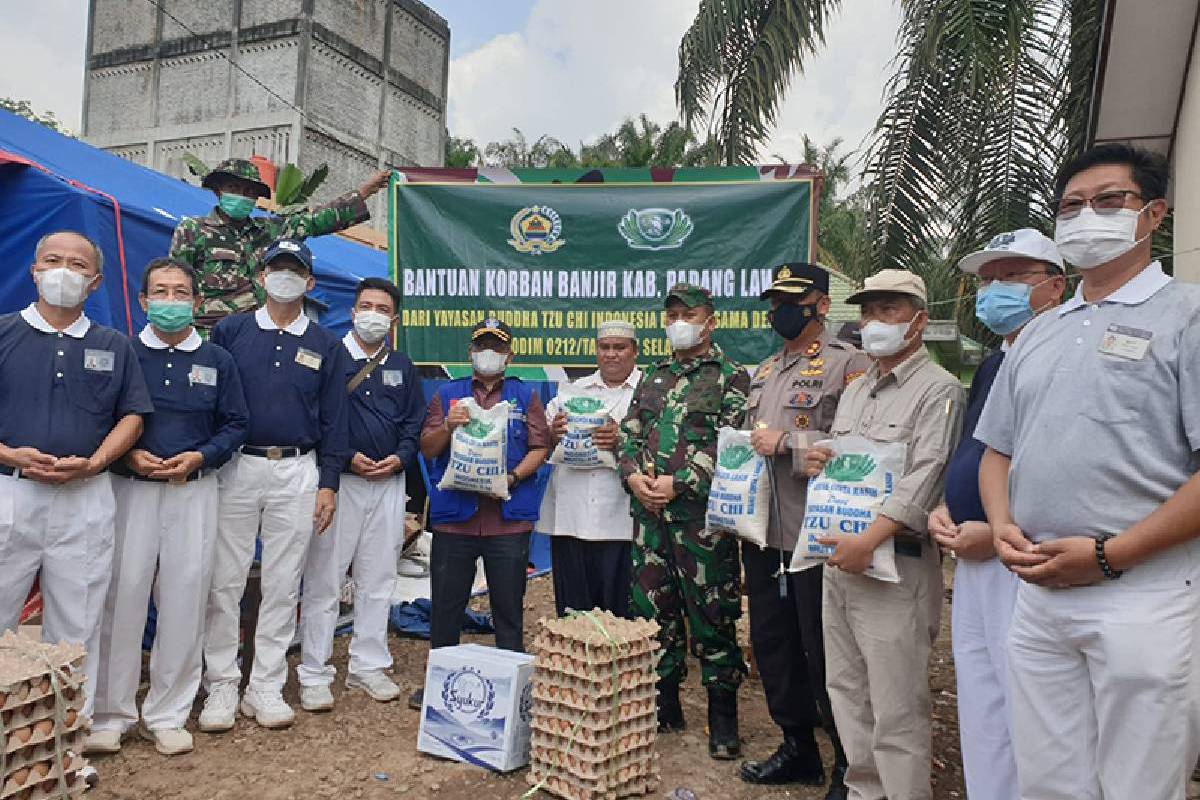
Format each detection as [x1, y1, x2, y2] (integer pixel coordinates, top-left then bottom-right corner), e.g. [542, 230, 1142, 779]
[618, 286, 751, 692]
[169, 158, 370, 330]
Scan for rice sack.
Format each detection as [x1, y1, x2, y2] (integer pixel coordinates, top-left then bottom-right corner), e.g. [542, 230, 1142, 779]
[705, 427, 770, 547]
[436, 399, 511, 499]
[548, 384, 620, 470]
[789, 434, 904, 582]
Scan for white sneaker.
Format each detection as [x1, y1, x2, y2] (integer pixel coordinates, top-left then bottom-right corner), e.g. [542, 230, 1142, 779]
[300, 684, 334, 712]
[346, 671, 401, 702]
[198, 683, 239, 733]
[83, 729, 123, 754]
[138, 724, 193, 756]
[240, 688, 295, 729]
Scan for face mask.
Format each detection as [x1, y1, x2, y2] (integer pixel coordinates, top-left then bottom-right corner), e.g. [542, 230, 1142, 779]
[218, 193, 256, 220]
[769, 302, 819, 340]
[146, 299, 195, 333]
[974, 281, 1037, 336]
[665, 319, 707, 351]
[471, 348, 508, 377]
[1054, 206, 1150, 269]
[36, 267, 91, 308]
[860, 316, 917, 358]
[353, 310, 392, 344]
[264, 270, 308, 303]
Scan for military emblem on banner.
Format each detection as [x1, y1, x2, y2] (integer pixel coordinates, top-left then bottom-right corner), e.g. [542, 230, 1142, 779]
[508, 205, 565, 254]
[617, 207, 694, 250]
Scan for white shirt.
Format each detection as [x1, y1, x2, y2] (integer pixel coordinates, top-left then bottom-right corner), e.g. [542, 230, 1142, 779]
[254, 305, 309, 335]
[21, 303, 91, 338]
[139, 325, 202, 352]
[538, 368, 641, 542]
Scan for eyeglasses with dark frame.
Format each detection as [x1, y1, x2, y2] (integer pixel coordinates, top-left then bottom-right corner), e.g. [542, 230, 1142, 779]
[1053, 189, 1143, 219]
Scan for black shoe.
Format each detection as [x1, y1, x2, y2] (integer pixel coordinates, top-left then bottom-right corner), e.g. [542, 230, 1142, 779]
[706, 686, 740, 760]
[407, 688, 423, 711]
[657, 680, 685, 733]
[824, 764, 849, 800]
[739, 736, 825, 785]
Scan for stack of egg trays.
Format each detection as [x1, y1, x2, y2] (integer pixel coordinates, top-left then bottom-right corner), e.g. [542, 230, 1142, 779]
[527, 611, 662, 800]
[0, 634, 88, 800]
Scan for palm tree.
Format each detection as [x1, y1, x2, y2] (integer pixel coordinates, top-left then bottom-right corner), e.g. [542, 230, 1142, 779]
[483, 128, 577, 169]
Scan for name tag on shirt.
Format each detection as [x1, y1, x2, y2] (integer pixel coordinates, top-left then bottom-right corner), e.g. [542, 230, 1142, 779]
[1098, 324, 1152, 361]
[382, 370, 404, 387]
[295, 347, 323, 371]
[83, 349, 114, 372]
[189, 364, 218, 387]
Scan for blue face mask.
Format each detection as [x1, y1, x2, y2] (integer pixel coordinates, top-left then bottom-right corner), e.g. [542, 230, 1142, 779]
[975, 281, 1037, 336]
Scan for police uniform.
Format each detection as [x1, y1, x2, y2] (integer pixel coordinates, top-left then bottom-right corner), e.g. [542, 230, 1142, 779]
[0, 304, 153, 719]
[169, 159, 369, 330]
[202, 243, 350, 717]
[741, 264, 869, 790]
[298, 331, 423, 694]
[92, 326, 248, 738]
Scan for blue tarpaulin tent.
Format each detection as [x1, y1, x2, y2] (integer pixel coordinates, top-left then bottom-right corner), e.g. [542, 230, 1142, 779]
[0, 109, 387, 333]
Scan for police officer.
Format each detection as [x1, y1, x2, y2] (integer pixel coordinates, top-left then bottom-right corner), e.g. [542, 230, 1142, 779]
[740, 264, 868, 796]
[200, 238, 350, 732]
[298, 277, 423, 711]
[0, 231, 153, 722]
[169, 159, 389, 330]
[618, 283, 750, 760]
[89, 258, 248, 757]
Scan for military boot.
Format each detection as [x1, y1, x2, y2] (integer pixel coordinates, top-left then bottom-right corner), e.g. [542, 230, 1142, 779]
[657, 680, 685, 732]
[707, 686, 740, 759]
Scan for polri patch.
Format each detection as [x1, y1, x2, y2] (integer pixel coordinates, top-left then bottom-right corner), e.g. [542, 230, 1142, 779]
[189, 364, 218, 387]
[83, 349, 115, 372]
[295, 347, 323, 370]
[1098, 324, 1152, 361]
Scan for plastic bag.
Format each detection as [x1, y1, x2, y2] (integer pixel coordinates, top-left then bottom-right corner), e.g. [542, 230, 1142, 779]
[705, 427, 770, 547]
[436, 399, 510, 499]
[548, 383, 620, 470]
[789, 434, 905, 582]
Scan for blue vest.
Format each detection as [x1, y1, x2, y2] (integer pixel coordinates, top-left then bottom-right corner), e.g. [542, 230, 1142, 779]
[428, 377, 541, 525]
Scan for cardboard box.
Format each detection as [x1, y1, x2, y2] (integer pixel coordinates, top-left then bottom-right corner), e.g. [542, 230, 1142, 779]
[417, 644, 535, 772]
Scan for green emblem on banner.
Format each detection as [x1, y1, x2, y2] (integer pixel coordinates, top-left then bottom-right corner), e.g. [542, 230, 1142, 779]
[617, 207, 694, 251]
[824, 454, 877, 483]
[508, 205, 565, 254]
[718, 444, 755, 470]
[461, 418, 496, 439]
[564, 396, 605, 414]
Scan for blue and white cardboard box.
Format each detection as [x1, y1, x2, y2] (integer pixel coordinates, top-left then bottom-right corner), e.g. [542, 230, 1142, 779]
[417, 643, 536, 772]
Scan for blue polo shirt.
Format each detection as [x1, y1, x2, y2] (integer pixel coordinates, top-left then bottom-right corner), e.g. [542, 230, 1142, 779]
[340, 332, 423, 468]
[0, 305, 153, 458]
[211, 307, 349, 490]
[123, 326, 249, 470]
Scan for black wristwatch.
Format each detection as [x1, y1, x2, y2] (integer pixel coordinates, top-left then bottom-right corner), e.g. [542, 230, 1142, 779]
[1095, 534, 1123, 580]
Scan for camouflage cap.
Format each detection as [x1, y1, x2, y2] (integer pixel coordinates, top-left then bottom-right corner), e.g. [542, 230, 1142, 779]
[201, 158, 271, 199]
[665, 282, 713, 309]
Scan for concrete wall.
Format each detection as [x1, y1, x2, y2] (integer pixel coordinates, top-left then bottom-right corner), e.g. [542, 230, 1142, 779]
[1174, 34, 1200, 283]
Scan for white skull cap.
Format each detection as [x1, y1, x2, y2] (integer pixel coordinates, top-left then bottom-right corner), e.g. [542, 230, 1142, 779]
[597, 320, 637, 340]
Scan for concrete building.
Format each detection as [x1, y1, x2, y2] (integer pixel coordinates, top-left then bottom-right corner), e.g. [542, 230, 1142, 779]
[82, 0, 449, 230]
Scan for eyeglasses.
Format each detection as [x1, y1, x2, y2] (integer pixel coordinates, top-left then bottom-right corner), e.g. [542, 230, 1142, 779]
[972, 270, 1055, 289]
[1054, 190, 1142, 219]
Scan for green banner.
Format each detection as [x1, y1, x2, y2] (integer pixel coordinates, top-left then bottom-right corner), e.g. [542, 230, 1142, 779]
[388, 173, 815, 367]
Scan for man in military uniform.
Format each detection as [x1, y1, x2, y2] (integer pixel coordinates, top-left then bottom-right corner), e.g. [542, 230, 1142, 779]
[169, 159, 389, 330]
[618, 282, 750, 760]
[739, 263, 869, 798]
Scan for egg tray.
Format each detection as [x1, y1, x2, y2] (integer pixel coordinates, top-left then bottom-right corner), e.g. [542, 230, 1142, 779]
[531, 695, 656, 731]
[531, 679, 655, 713]
[2, 731, 86, 779]
[532, 636, 659, 666]
[534, 668, 656, 696]
[530, 748, 656, 784]
[3, 693, 85, 735]
[530, 724, 655, 761]
[2, 710, 87, 758]
[0, 752, 87, 800]
[533, 612, 660, 657]
[528, 764, 660, 800]
[533, 651, 658, 684]
[0, 636, 85, 713]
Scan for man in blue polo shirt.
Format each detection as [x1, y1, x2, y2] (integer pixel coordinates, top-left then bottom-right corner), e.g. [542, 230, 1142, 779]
[298, 277, 422, 711]
[200, 238, 349, 731]
[88, 258, 248, 757]
[0, 230, 152, 721]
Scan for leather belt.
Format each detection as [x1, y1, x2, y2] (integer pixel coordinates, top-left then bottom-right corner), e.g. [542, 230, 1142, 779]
[0, 465, 30, 480]
[127, 470, 204, 484]
[240, 445, 312, 460]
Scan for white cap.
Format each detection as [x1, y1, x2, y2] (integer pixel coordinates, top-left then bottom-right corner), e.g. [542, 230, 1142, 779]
[597, 320, 637, 340]
[957, 228, 1063, 274]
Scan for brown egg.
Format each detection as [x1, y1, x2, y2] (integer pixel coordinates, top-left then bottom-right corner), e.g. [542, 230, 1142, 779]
[33, 677, 50, 695]
[11, 724, 32, 743]
[0, 689, 8, 707]
[13, 683, 29, 702]
[33, 719, 54, 738]
[31, 761, 51, 778]
[9, 767, 30, 786]
[64, 708, 78, 726]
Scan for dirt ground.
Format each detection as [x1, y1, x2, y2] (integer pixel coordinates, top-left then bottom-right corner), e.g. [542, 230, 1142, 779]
[89, 567, 966, 800]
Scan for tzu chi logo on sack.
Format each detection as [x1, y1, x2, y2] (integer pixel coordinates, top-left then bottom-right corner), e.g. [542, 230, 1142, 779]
[617, 207, 694, 250]
[508, 205, 565, 254]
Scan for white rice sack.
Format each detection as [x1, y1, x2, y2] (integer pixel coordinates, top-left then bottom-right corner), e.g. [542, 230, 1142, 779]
[789, 434, 905, 583]
[705, 427, 770, 547]
[436, 399, 511, 499]
[548, 384, 620, 470]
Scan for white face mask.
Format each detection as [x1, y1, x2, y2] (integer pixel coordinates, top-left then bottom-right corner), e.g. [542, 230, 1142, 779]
[36, 267, 91, 308]
[471, 348, 508, 377]
[264, 270, 308, 302]
[665, 319, 706, 351]
[353, 310, 392, 344]
[1054, 206, 1150, 269]
[860, 315, 918, 358]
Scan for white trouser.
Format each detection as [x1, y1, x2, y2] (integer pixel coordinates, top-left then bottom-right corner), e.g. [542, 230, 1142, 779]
[952, 557, 1019, 800]
[297, 473, 404, 686]
[203, 452, 318, 695]
[93, 474, 218, 732]
[1008, 541, 1200, 800]
[0, 472, 115, 719]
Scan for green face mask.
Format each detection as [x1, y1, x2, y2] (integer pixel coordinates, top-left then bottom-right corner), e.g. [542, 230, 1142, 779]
[146, 299, 195, 333]
[218, 193, 256, 220]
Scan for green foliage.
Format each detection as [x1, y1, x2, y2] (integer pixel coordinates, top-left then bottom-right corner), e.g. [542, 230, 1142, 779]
[824, 453, 876, 482]
[274, 163, 329, 214]
[445, 135, 481, 168]
[483, 128, 577, 169]
[1, 98, 71, 136]
[182, 153, 210, 178]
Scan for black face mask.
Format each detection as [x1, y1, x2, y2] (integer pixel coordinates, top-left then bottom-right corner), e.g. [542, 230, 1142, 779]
[769, 302, 819, 340]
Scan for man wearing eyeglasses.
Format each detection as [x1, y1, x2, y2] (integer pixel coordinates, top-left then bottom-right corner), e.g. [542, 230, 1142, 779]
[977, 144, 1200, 798]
